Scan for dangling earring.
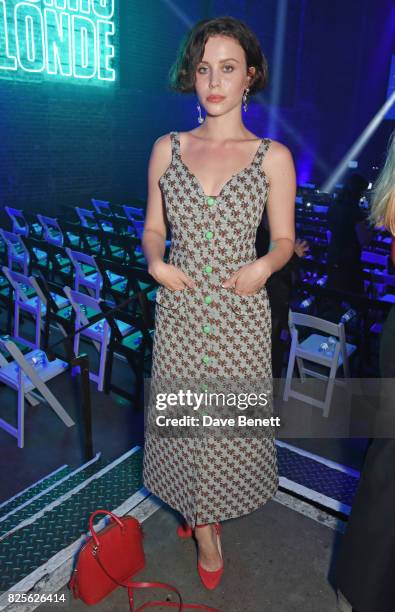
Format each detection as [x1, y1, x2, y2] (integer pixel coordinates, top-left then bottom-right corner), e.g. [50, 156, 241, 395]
[197, 102, 204, 124]
[242, 87, 250, 112]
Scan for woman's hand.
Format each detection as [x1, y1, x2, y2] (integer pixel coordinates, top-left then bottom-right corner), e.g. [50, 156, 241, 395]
[149, 261, 196, 291]
[294, 239, 310, 258]
[221, 258, 271, 295]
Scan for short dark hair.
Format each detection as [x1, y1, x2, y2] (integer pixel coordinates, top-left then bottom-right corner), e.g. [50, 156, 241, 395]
[169, 16, 268, 95]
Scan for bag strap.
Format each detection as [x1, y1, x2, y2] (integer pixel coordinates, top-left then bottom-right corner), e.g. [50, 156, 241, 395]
[93, 549, 220, 612]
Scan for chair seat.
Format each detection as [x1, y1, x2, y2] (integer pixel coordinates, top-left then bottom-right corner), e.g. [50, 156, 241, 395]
[299, 333, 357, 367]
[23, 293, 69, 314]
[32, 248, 47, 262]
[107, 271, 125, 286]
[24, 296, 45, 314]
[0, 350, 67, 391]
[50, 292, 69, 310]
[381, 294, 395, 303]
[82, 314, 133, 340]
[121, 330, 143, 349]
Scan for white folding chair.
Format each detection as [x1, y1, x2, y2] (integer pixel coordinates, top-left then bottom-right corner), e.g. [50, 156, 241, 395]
[0, 337, 74, 448]
[63, 287, 133, 391]
[283, 310, 357, 417]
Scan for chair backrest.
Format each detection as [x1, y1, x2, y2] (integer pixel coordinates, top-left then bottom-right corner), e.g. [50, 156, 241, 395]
[65, 248, 101, 297]
[2, 266, 44, 349]
[2, 266, 34, 302]
[37, 214, 64, 246]
[75, 207, 98, 229]
[130, 219, 144, 240]
[361, 250, 388, 267]
[122, 206, 145, 222]
[0, 229, 29, 274]
[289, 310, 348, 370]
[64, 286, 100, 313]
[5, 206, 29, 236]
[91, 199, 111, 216]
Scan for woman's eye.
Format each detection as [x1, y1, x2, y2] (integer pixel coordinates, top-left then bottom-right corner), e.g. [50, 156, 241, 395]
[223, 65, 234, 72]
[197, 66, 207, 74]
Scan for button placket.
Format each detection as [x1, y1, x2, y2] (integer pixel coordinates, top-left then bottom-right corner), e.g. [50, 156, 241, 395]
[201, 196, 218, 373]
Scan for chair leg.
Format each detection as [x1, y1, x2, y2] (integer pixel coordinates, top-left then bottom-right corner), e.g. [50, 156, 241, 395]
[296, 356, 306, 382]
[97, 340, 107, 392]
[17, 382, 25, 448]
[104, 346, 114, 394]
[283, 341, 296, 401]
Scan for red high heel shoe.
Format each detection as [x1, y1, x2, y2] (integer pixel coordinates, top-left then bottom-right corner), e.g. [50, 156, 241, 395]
[195, 523, 224, 590]
[177, 523, 193, 538]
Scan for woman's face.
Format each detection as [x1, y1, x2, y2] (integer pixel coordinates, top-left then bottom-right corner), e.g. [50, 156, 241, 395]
[195, 35, 255, 117]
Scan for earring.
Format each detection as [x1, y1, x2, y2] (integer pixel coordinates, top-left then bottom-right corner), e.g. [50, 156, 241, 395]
[197, 102, 204, 124]
[242, 87, 250, 112]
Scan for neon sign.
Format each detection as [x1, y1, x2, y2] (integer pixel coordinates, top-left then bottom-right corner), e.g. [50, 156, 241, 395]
[0, 0, 116, 83]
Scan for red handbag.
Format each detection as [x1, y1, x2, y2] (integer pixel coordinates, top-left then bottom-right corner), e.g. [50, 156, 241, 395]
[69, 509, 220, 612]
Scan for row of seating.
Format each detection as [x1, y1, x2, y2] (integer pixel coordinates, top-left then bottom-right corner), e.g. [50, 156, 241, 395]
[0, 201, 163, 448]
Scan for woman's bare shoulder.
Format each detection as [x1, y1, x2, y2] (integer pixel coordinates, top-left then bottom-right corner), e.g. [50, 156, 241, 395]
[264, 139, 293, 168]
[149, 133, 173, 175]
[265, 139, 293, 158]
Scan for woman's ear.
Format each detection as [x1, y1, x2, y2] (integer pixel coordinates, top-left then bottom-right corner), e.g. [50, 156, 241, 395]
[247, 66, 256, 87]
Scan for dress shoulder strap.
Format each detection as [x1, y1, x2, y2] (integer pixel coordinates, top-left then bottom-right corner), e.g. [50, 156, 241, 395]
[253, 138, 272, 167]
[169, 131, 181, 161]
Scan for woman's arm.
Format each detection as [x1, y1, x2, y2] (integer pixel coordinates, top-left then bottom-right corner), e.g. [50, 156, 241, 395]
[222, 141, 296, 295]
[142, 134, 172, 273]
[258, 141, 296, 275]
[142, 135, 196, 290]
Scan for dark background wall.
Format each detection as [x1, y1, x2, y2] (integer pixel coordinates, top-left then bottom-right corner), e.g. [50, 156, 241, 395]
[0, 0, 394, 216]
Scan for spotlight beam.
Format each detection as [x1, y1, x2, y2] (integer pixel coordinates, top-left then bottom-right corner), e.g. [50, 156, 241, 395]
[160, 0, 193, 28]
[322, 89, 395, 193]
[268, 0, 288, 139]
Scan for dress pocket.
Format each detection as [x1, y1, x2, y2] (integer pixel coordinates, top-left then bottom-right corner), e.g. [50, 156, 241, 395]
[229, 288, 269, 316]
[155, 286, 186, 310]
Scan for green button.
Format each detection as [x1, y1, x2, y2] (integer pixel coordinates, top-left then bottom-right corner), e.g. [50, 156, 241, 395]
[205, 230, 213, 240]
[204, 295, 213, 304]
[202, 355, 210, 365]
[204, 265, 213, 274]
[201, 383, 209, 392]
[202, 324, 211, 334]
[207, 197, 216, 207]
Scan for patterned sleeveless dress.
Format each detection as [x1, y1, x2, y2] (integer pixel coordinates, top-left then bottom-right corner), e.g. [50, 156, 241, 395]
[143, 131, 278, 527]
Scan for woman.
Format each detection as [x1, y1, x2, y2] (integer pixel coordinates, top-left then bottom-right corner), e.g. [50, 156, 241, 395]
[336, 130, 395, 612]
[142, 16, 295, 590]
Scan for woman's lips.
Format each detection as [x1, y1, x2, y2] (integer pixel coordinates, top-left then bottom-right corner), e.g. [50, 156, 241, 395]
[207, 95, 225, 103]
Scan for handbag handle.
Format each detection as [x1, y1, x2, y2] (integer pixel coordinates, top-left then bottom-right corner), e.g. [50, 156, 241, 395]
[89, 508, 125, 547]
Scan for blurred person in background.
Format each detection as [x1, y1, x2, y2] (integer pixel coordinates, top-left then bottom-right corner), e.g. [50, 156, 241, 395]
[335, 130, 395, 612]
[327, 173, 370, 295]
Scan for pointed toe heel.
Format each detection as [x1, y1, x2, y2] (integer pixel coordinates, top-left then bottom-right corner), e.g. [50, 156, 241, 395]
[196, 522, 224, 590]
[177, 524, 193, 538]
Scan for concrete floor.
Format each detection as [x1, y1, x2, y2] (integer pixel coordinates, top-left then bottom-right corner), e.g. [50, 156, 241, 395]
[39, 495, 343, 612]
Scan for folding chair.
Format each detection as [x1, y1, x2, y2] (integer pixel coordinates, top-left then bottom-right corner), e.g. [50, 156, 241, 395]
[66, 248, 125, 299]
[75, 207, 99, 229]
[283, 310, 357, 417]
[99, 299, 154, 404]
[0, 229, 30, 274]
[37, 214, 64, 246]
[2, 267, 48, 349]
[96, 258, 157, 319]
[63, 287, 133, 391]
[0, 336, 74, 447]
[34, 274, 74, 349]
[91, 199, 112, 216]
[5, 206, 29, 237]
[122, 205, 145, 222]
[21, 236, 50, 276]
